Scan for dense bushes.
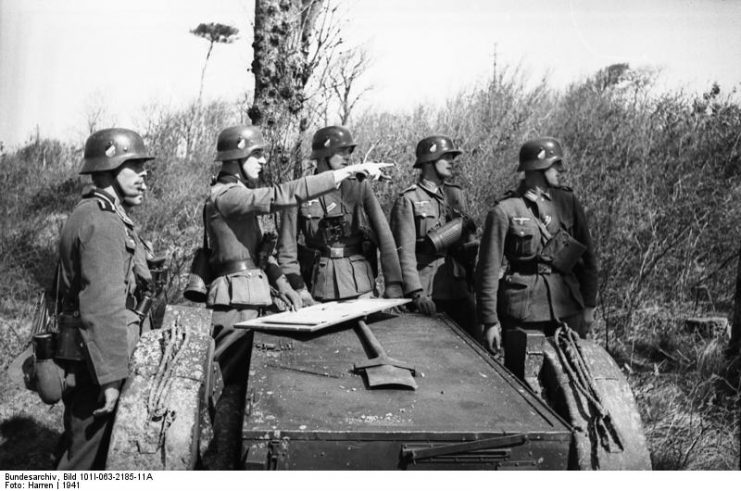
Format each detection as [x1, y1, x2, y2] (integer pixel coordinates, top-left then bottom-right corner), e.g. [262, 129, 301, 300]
[1, 64, 739, 468]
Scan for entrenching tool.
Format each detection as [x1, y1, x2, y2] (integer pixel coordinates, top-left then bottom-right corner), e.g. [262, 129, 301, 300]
[353, 319, 417, 390]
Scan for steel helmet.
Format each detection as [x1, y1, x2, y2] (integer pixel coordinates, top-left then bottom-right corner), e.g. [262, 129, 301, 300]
[215, 125, 266, 162]
[79, 128, 153, 175]
[310, 126, 356, 160]
[517, 137, 565, 172]
[414, 135, 462, 168]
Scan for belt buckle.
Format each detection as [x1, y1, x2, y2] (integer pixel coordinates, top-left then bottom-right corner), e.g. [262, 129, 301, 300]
[329, 247, 344, 259]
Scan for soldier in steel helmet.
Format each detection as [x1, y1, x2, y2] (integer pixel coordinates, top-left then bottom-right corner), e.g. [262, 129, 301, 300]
[276, 126, 404, 303]
[203, 125, 391, 467]
[390, 135, 480, 340]
[475, 137, 598, 357]
[55, 128, 154, 469]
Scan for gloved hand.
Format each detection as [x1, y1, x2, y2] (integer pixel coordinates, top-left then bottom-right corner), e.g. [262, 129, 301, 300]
[383, 282, 404, 299]
[412, 291, 436, 315]
[297, 288, 317, 307]
[275, 275, 302, 311]
[483, 323, 502, 355]
[93, 381, 122, 417]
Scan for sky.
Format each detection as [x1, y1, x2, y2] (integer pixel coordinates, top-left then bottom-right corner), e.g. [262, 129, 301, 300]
[0, 0, 740, 149]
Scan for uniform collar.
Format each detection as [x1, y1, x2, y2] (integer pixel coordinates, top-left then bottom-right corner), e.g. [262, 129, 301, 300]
[418, 178, 444, 197]
[518, 182, 551, 202]
[83, 187, 117, 205]
[83, 186, 135, 227]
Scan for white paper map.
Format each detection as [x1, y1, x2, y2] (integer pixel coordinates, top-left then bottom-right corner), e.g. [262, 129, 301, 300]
[234, 298, 410, 332]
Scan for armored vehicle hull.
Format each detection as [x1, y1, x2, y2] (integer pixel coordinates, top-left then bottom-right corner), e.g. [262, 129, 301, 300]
[241, 313, 572, 470]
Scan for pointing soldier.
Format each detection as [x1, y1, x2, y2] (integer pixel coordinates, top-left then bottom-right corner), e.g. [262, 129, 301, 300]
[56, 128, 154, 469]
[276, 126, 404, 302]
[390, 135, 479, 340]
[202, 125, 392, 467]
[204, 125, 392, 384]
[475, 137, 598, 356]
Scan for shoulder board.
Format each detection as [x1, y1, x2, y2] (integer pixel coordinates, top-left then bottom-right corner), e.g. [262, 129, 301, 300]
[401, 184, 418, 194]
[493, 189, 519, 205]
[444, 182, 461, 189]
[554, 185, 573, 192]
[211, 181, 241, 200]
[96, 198, 115, 212]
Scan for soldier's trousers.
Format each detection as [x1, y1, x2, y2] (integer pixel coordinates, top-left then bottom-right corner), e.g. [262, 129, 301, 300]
[56, 364, 115, 470]
[211, 307, 259, 385]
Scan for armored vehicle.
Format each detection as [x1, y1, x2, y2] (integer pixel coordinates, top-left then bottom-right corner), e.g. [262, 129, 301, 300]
[106, 302, 651, 470]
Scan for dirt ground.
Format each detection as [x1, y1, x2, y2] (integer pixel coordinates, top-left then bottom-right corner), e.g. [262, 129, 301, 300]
[0, 361, 63, 469]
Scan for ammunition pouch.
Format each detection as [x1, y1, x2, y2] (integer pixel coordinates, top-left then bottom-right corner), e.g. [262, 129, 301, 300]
[539, 229, 587, 274]
[184, 247, 212, 303]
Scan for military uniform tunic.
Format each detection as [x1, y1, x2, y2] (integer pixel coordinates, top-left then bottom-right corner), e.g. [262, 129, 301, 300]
[205, 172, 340, 383]
[277, 177, 403, 300]
[391, 180, 473, 298]
[56, 188, 149, 470]
[475, 183, 598, 331]
[390, 179, 478, 336]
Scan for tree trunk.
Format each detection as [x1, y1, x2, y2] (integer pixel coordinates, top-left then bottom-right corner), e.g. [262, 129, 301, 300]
[730, 245, 741, 357]
[249, 0, 324, 184]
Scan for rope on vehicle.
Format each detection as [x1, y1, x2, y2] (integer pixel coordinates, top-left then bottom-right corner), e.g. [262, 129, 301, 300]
[553, 324, 624, 457]
[146, 313, 191, 423]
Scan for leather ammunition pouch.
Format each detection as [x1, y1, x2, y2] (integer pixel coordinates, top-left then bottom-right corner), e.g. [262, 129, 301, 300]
[540, 229, 587, 274]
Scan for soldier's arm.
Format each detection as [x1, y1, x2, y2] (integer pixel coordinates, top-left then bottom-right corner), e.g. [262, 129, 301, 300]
[475, 207, 508, 326]
[571, 194, 599, 308]
[362, 181, 403, 291]
[390, 194, 423, 295]
[276, 205, 305, 289]
[217, 173, 338, 217]
[77, 215, 131, 385]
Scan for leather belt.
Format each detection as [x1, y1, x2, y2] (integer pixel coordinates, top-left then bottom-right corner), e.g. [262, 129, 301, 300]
[215, 258, 258, 277]
[317, 244, 362, 259]
[507, 261, 553, 275]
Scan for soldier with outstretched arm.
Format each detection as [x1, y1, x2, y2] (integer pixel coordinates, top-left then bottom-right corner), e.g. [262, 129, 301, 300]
[203, 125, 393, 386]
[276, 126, 404, 303]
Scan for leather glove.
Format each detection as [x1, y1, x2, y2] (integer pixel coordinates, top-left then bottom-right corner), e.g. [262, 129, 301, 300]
[383, 282, 404, 299]
[412, 291, 436, 316]
[297, 288, 317, 307]
[275, 276, 302, 311]
[483, 323, 502, 355]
